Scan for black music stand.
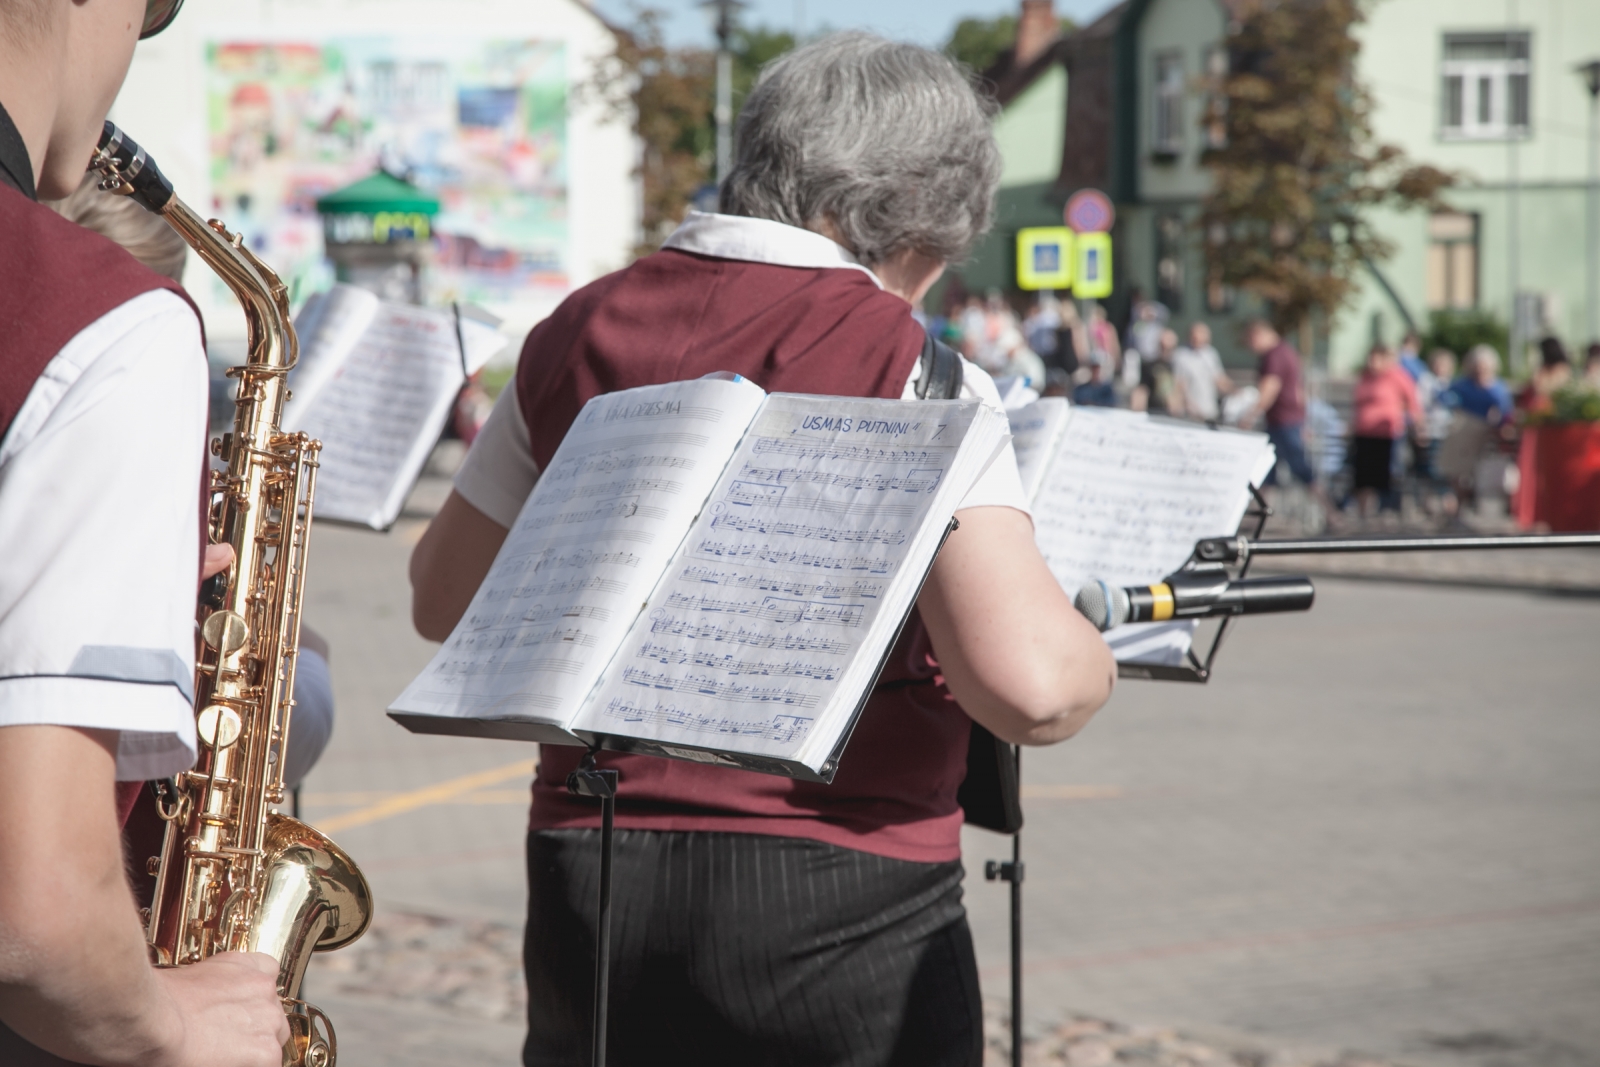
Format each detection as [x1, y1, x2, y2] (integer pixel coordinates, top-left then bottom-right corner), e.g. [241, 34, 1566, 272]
[566, 749, 618, 1067]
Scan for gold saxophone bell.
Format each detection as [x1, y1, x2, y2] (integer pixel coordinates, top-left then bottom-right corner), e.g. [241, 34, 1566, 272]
[89, 123, 371, 1067]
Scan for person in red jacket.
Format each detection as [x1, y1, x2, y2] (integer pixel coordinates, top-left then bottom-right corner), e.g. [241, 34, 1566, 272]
[411, 32, 1115, 1067]
[0, 1, 287, 1064]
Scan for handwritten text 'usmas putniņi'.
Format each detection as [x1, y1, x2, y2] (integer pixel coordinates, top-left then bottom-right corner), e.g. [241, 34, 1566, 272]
[798, 415, 926, 436]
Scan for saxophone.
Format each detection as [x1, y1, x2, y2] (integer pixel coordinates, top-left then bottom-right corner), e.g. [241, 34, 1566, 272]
[89, 123, 371, 1067]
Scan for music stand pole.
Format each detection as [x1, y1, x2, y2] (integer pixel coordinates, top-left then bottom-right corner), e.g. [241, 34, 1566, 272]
[984, 747, 1025, 1067]
[568, 753, 619, 1067]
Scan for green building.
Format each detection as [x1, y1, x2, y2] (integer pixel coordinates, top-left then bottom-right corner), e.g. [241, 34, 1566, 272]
[959, 0, 1600, 373]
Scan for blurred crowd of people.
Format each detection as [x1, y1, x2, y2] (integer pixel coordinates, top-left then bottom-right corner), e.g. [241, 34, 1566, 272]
[926, 286, 1600, 530]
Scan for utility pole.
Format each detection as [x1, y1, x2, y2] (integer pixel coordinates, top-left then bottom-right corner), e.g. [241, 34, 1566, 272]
[701, 0, 746, 189]
[1578, 59, 1600, 344]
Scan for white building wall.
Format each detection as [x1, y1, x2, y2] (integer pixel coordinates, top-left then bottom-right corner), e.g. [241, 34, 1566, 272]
[114, 0, 638, 347]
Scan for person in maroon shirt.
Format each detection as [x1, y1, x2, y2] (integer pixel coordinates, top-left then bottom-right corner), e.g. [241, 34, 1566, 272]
[411, 33, 1115, 1067]
[1244, 319, 1320, 488]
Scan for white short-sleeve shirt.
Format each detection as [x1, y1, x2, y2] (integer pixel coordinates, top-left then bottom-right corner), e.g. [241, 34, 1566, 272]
[0, 290, 208, 780]
[454, 213, 1031, 528]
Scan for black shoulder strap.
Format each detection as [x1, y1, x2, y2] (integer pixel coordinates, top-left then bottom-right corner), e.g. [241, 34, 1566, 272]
[917, 330, 965, 400]
[912, 332, 1020, 833]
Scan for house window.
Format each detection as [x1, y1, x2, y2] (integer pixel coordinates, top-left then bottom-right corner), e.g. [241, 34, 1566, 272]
[1441, 32, 1530, 140]
[1155, 213, 1185, 313]
[1152, 51, 1184, 159]
[1426, 212, 1479, 310]
[1202, 45, 1228, 150]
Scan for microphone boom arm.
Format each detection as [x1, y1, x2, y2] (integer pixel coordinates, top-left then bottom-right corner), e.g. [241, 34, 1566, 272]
[1127, 501, 1600, 684]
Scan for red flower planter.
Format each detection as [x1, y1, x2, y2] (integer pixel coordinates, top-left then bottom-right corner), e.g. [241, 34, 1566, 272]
[1514, 423, 1600, 531]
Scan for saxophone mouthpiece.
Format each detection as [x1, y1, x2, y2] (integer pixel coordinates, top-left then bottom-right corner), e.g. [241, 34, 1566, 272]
[94, 121, 175, 213]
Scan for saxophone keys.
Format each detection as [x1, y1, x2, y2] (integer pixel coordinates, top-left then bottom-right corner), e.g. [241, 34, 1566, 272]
[197, 704, 243, 749]
[202, 610, 250, 654]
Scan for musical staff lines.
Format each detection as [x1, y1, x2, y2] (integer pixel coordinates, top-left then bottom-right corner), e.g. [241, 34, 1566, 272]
[616, 669, 822, 708]
[690, 539, 897, 574]
[750, 436, 948, 465]
[707, 511, 908, 546]
[646, 613, 853, 655]
[599, 698, 814, 744]
[661, 591, 865, 628]
[736, 464, 946, 494]
[635, 642, 840, 681]
[677, 565, 884, 600]
[544, 452, 698, 483]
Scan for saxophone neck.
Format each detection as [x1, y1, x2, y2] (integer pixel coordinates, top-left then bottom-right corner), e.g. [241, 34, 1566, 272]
[90, 122, 296, 374]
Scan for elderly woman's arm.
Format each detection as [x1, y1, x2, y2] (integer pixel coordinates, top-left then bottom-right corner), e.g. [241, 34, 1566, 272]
[917, 506, 1116, 746]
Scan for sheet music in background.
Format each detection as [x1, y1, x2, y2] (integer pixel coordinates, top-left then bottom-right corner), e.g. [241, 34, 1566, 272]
[390, 378, 770, 732]
[572, 394, 998, 771]
[288, 300, 465, 529]
[1028, 408, 1272, 665]
[1007, 397, 1071, 504]
[284, 285, 380, 417]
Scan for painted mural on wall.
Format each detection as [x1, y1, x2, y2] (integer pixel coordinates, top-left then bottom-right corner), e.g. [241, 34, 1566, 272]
[207, 37, 567, 307]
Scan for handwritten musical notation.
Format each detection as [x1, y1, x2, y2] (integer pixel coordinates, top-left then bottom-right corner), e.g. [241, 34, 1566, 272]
[599, 697, 815, 745]
[677, 564, 884, 600]
[1029, 407, 1270, 592]
[707, 511, 909, 546]
[575, 393, 976, 758]
[289, 293, 465, 528]
[391, 378, 769, 721]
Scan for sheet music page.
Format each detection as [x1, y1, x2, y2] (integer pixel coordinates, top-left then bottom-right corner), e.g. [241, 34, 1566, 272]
[1029, 409, 1271, 664]
[1007, 397, 1071, 504]
[571, 394, 1001, 773]
[389, 378, 770, 728]
[285, 284, 379, 417]
[288, 301, 465, 529]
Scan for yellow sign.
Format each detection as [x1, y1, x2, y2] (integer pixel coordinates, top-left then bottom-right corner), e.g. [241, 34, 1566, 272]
[1073, 231, 1113, 299]
[1015, 227, 1074, 291]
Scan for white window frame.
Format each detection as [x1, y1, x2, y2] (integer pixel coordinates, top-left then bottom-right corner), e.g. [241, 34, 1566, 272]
[1441, 32, 1530, 141]
[1151, 50, 1185, 158]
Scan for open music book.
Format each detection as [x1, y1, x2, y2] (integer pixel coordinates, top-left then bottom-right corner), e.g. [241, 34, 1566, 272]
[388, 376, 1008, 781]
[283, 284, 507, 530]
[1008, 400, 1276, 667]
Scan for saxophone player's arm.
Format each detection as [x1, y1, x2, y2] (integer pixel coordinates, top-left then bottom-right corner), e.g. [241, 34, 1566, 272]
[410, 490, 512, 640]
[0, 726, 288, 1067]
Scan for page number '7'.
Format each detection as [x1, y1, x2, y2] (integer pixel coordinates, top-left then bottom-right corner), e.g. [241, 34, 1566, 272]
[932, 424, 947, 440]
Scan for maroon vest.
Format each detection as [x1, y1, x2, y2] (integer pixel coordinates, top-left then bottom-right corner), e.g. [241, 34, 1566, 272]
[517, 248, 973, 863]
[0, 180, 208, 1067]
[0, 183, 204, 828]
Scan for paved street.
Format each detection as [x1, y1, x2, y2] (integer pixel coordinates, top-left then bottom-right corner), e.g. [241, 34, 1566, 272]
[293, 467, 1600, 1067]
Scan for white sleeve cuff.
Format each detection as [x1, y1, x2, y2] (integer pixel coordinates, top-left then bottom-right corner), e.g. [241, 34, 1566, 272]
[0, 677, 198, 781]
[453, 387, 541, 529]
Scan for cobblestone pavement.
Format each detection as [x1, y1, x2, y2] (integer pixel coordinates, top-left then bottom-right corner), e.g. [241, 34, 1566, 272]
[292, 468, 1599, 1067]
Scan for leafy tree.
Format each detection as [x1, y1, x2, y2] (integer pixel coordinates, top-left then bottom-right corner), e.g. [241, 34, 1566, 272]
[583, 8, 714, 252]
[1198, 0, 1452, 335]
[945, 14, 1018, 73]
[1423, 309, 1508, 361]
[942, 13, 1075, 74]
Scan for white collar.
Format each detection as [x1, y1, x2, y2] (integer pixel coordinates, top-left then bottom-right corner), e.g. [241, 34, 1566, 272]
[661, 211, 883, 289]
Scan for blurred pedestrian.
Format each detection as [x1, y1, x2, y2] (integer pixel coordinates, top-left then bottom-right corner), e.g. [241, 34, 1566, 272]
[1132, 328, 1178, 414]
[1437, 344, 1513, 520]
[1518, 336, 1571, 415]
[1073, 355, 1118, 407]
[1350, 344, 1425, 522]
[1243, 320, 1316, 488]
[1085, 303, 1119, 368]
[1397, 330, 1428, 382]
[1023, 295, 1060, 364]
[1583, 342, 1600, 387]
[1171, 321, 1233, 422]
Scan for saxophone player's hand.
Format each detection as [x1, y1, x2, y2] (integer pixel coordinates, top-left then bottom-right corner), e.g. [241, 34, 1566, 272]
[202, 543, 235, 581]
[154, 951, 289, 1067]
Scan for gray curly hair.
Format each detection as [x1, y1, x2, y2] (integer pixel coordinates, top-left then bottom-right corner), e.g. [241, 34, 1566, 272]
[719, 32, 1001, 267]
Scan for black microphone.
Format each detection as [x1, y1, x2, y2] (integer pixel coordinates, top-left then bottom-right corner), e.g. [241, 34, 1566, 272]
[1074, 571, 1315, 632]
